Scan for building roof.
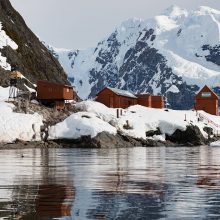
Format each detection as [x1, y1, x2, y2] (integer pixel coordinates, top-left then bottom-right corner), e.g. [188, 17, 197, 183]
[196, 85, 218, 99]
[107, 87, 137, 98]
[37, 80, 73, 88]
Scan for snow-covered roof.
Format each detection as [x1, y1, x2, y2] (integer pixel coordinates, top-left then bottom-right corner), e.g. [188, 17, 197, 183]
[107, 87, 137, 98]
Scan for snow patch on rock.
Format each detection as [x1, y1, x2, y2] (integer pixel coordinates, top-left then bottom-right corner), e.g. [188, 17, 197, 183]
[210, 140, 220, 147]
[49, 112, 117, 140]
[0, 22, 18, 70]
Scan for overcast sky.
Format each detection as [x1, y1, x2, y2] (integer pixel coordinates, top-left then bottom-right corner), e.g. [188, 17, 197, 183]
[10, 0, 220, 49]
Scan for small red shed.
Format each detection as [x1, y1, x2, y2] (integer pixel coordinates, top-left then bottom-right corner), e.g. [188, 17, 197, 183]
[96, 87, 137, 109]
[137, 94, 164, 109]
[151, 96, 165, 109]
[137, 94, 152, 107]
[195, 85, 218, 115]
[37, 80, 74, 110]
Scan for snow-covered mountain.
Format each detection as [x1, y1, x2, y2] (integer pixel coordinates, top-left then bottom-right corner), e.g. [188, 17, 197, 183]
[50, 6, 220, 109]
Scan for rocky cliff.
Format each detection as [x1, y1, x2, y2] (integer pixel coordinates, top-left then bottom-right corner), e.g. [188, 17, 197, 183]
[0, 0, 69, 86]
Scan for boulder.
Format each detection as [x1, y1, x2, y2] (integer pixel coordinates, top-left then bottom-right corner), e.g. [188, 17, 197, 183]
[166, 125, 207, 146]
[146, 127, 161, 137]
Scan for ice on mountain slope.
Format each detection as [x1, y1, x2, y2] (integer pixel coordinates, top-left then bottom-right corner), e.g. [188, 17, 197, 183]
[0, 22, 18, 70]
[44, 44, 94, 98]
[166, 85, 180, 93]
[69, 48, 96, 99]
[51, 19, 145, 99]
[145, 6, 220, 86]
[163, 5, 188, 19]
[52, 6, 220, 100]
[114, 18, 144, 68]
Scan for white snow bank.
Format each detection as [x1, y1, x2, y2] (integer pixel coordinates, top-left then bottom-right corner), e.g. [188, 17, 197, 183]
[75, 100, 117, 122]
[210, 141, 220, 147]
[74, 102, 201, 139]
[0, 102, 43, 143]
[49, 112, 117, 140]
[49, 101, 220, 141]
[0, 86, 10, 101]
[116, 105, 190, 139]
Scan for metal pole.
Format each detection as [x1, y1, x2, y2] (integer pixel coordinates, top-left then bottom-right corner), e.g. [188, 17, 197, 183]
[117, 109, 119, 118]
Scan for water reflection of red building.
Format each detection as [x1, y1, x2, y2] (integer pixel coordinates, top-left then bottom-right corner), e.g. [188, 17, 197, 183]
[196, 148, 220, 189]
[36, 184, 75, 218]
[196, 167, 220, 189]
[11, 149, 75, 219]
[97, 149, 166, 199]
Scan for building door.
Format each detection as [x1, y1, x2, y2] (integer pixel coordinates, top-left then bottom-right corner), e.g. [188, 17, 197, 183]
[109, 96, 114, 108]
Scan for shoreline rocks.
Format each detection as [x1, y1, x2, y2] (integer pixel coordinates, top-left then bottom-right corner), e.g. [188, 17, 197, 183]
[166, 125, 208, 146]
[0, 125, 217, 149]
[52, 132, 166, 148]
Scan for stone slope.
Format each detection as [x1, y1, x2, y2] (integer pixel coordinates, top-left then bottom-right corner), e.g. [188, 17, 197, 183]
[0, 0, 69, 86]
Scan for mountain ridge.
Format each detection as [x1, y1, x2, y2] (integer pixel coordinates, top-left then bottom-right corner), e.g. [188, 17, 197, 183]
[49, 5, 220, 109]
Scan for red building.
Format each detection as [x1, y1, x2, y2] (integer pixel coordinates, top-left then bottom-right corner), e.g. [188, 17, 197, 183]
[37, 80, 74, 110]
[151, 96, 165, 109]
[96, 87, 165, 109]
[195, 85, 218, 115]
[136, 94, 152, 107]
[96, 87, 137, 109]
[136, 94, 165, 108]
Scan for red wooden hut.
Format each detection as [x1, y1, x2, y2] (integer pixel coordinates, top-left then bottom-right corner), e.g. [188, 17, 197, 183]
[136, 94, 152, 107]
[137, 94, 164, 108]
[37, 80, 74, 110]
[151, 96, 165, 108]
[195, 85, 218, 115]
[96, 87, 137, 109]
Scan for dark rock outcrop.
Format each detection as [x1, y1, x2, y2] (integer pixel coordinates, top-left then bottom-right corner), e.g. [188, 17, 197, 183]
[202, 44, 220, 66]
[0, 126, 214, 149]
[146, 128, 161, 137]
[51, 132, 165, 148]
[0, 0, 69, 85]
[166, 125, 207, 146]
[203, 126, 213, 137]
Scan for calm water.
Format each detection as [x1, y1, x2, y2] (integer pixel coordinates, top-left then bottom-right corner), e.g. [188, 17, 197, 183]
[0, 146, 220, 219]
